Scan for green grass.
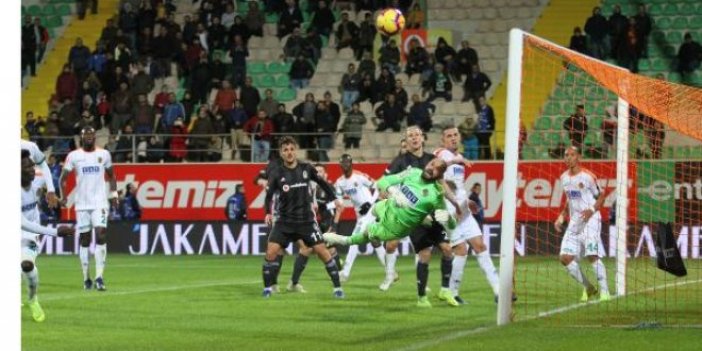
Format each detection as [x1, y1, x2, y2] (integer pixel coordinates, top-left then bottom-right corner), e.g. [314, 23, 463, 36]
[22, 255, 702, 350]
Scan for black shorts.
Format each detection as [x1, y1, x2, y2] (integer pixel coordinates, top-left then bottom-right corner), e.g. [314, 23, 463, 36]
[268, 221, 324, 248]
[409, 221, 449, 253]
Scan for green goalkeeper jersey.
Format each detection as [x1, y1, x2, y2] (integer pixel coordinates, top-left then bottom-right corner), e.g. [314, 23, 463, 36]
[371, 168, 456, 241]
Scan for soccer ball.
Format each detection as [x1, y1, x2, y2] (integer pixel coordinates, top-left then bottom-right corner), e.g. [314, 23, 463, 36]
[376, 8, 405, 36]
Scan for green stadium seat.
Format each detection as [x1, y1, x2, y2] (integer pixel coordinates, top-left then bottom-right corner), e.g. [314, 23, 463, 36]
[321, 35, 329, 48]
[27, 5, 42, 17]
[689, 146, 702, 159]
[648, 0, 667, 4]
[544, 102, 561, 116]
[696, 4, 702, 15]
[690, 16, 702, 30]
[521, 146, 536, 160]
[638, 59, 651, 71]
[651, 59, 669, 72]
[662, 4, 679, 16]
[589, 116, 604, 130]
[679, 3, 696, 15]
[265, 13, 279, 24]
[663, 44, 677, 57]
[667, 72, 682, 83]
[553, 88, 569, 100]
[275, 74, 290, 87]
[276, 88, 296, 102]
[545, 132, 563, 147]
[528, 131, 545, 145]
[676, 146, 691, 159]
[45, 16, 63, 28]
[237, 1, 249, 12]
[258, 74, 275, 88]
[266, 62, 286, 74]
[42, 4, 56, 16]
[584, 132, 600, 145]
[534, 117, 552, 131]
[57, 4, 71, 16]
[573, 86, 586, 98]
[561, 74, 575, 86]
[671, 17, 688, 30]
[666, 31, 683, 45]
[648, 4, 663, 16]
[175, 88, 185, 101]
[662, 146, 675, 159]
[247, 61, 266, 74]
[21, 5, 26, 16]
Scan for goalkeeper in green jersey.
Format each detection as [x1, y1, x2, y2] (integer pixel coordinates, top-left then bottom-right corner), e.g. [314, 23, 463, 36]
[324, 158, 457, 246]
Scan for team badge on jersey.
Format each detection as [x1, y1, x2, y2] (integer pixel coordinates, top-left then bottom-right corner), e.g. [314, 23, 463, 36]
[283, 184, 290, 192]
[303, 171, 308, 179]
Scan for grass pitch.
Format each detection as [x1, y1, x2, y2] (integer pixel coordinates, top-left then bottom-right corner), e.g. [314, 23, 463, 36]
[21, 255, 701, 351]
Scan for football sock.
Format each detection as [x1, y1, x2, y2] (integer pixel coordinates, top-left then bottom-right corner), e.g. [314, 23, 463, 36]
[476, 251, 500, 295]
[79, 246, 90, 280]
[324, 259, 341, 288]
[262, 259, 279, 288]
[385, 252, 398, 281]
[332, 252, 342, 270]
[95, 244, 107, 279]
[291, 254, 309, 285]
[441, 256, 452, 288]
[592, 260, 610, 294]
[272, 254, 284, 286]
[416, 262, 429, 297]
[566, 260, 591, 288]
[450, 255, 467, 296]
[343, 245, 360, 275]
[25, 267, 38, 300]
[374, 245, 387, 267]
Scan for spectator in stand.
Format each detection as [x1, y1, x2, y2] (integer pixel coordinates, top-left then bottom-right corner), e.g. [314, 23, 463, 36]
[407, 94, 435, 133]
[151, 26, 176, 78]
[584, 6, 608, 60]
[293, 93, 318, 149]
[271, 103, 296, 149]
[458, 114, 479, 160]
[188, 106, 216, 162]
[114, 41, 134, 71]
[323, 91, 341, 127]
[228, 35, 248, 88]
[335, 12, 360, 53]
[33, 17, 49, 63]
[214, 80, 238, 114]
[47, 154, 62, 197]
[476, 96, 496, 160]
[131, 63, 154, 97]
[79, 74, 99, 103]
[209, 111, 228, 162]
[405, 38, 431, 80]
[289, 55, 315, 89]
[227, 100, 249, 160]
[137, 27, 154, 58]
[434, 37, 459, 81]
[245, 1, 265, 38]
[24, 112, 44, 147]
[96, 91, 111, 128]
[608, 5, 628, 61]
[278, 0, 303, 39]
[340, 63, 361, 111]
[425, 63, 452, 102]
[635, 4, 652, 58]
[563, 104, 589, 150]
[115, 124, 135, 162]
[240, 75, 262, 117]
[259, 89, 279, 119]
[358, 52, 376, 79]
[375, 93, 403, 132]
[208, 16, 228, 51]
[119, 3, 139, 50]
[100, 18, 118, 49]
[311, 1, 335, 37]
[169, 117, 188, 162]
[182, 14, 197, 45]
[357, 74, 376, 105]
[393, 79, 408, 110]
[339, 102, 366, 149]
[161, 92, 186, 130]
[244, 109, 274, 162]
[132, 94, 155, 134]
[230, 15, 251, 45]
[457, 40, 479, 80]
[190, 56, 212, 104]
[221, 3, 238, 29]
[196, 23, 210, 53]
[379, 39, 401, 74]
[374, 67, 395, 104]
[356, 12, 376, 60]
[677, 32, 702, 77]
[56, 64, 79, 102]
[110, 81, 134, 133]
[88, 43, 108, 77]
[463, 64, 492, 108]
[406, 3, 425, 29]
[617, 17, 640, 73]
[121, 183, 142, 220]
[283, 27, 306, 60]
[21, 15, 37, 77]
[314, 101, 336, 162]
[569, 27, 588, 55]
[305, 28, 323, 64]
[153, 85, 170, 112]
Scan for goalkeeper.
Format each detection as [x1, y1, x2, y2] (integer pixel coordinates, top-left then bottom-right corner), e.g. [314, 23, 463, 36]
[324, 158, 457, 247]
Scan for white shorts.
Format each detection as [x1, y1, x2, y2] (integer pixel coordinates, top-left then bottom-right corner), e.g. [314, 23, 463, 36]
[444, 191, 483, 246]
[21, 240, 39, 263]
[76, 209, 109, 233]
[352, 212, 376, 236]
[559, 214, 602, 258]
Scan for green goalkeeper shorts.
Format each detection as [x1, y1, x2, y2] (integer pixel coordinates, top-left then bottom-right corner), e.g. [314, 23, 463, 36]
[367, 200, 408, 242]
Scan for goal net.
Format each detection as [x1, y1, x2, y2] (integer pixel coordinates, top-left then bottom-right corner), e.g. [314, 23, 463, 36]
[497, 29, 702, 327]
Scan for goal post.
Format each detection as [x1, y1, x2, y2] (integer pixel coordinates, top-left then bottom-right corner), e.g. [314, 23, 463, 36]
[497, 29, 702, 327]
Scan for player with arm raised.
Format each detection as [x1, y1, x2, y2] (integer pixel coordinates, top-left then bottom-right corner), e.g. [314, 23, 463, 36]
[21, 150, 74, 322]
[21, 139, 59, 207]
[333, 154, 387, 282]
[435, 125, 501, 304]
[59, 127, 118, 291]
[261, 136, 344, 298]
[555, 146, 611, 302]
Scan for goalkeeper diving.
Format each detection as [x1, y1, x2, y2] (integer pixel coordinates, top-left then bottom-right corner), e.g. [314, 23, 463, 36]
[324, 158, 458, 246]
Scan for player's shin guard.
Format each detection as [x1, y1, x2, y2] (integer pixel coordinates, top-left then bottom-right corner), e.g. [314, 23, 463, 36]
[79, 246, 90, 280]
[262, 259, 280, 288]
[291, 254, 309, 285]
[565, 260, 592, 288]
[324, 259, 341, 288]
[24, 267, 39, 301]
[272, 254, 284, 286]
[342, 245, 360, 275]
[374, 245, 387, 267]
[95, 244, 107, 279]
[591, 259, 610, 294]
[476, 251, 500, 295]
[441, 257, 452, 289]
[417, 262, 429, 297]
[332, 252, 342, 270]
[385, 252, 398, 281]
[450, 255, 467, 296]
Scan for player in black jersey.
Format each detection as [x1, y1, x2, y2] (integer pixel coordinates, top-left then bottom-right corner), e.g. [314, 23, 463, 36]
[312, 163, 343, 267]
[381, 126, 459, 306]
[262, 137, 344, 298]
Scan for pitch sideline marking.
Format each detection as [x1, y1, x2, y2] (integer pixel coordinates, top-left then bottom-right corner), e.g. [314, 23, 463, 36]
[393, 278, 702, 351]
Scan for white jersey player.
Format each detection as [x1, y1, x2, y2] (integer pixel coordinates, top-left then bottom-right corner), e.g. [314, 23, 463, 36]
[60, 127, 118, 291]
[333, 154, 386, 282]
[21, 139, 59, 207]
[434, 126, 501, 305]
[21, 150, 73, 322]
[555, 146, 610, 302]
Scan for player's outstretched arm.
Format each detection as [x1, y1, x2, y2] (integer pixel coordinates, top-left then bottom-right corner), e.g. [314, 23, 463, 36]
[22, 216, 73, 237]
